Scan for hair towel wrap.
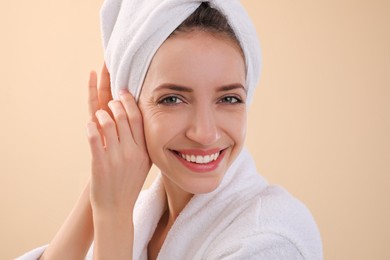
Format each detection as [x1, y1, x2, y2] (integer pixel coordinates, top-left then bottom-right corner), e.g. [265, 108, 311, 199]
[101, 0, 262, 103]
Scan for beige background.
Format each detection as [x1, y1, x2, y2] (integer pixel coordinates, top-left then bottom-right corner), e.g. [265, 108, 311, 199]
[1, 0, 389, 259]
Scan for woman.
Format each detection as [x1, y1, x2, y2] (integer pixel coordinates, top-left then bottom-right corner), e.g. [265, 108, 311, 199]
[18, 1, 322, 259]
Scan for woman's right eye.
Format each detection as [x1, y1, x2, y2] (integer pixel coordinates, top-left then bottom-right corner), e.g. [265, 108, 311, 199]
[158, 96, 183, 105]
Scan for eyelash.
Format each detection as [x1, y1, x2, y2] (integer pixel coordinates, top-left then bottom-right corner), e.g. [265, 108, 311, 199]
[158, 95, 184, 105]
[157, 95, 244, 106]
[218, 95, 243, 104]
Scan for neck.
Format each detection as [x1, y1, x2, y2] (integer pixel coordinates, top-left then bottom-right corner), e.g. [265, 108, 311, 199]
[162, 176, 194, 223]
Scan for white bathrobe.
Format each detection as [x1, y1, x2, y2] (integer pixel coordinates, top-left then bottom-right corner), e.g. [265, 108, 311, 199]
[17, 149, 322, 259]
[18, 1, 322, 258]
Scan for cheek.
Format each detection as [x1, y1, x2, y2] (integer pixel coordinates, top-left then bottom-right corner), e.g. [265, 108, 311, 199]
[219, 108, 247, 144]
[142, 108, 186, 152]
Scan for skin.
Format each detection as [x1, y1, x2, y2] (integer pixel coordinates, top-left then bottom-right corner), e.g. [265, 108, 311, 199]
[39, 30, 246, 260]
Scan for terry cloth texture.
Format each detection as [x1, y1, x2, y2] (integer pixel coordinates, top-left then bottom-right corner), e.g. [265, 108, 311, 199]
[131, 149, 323, 259]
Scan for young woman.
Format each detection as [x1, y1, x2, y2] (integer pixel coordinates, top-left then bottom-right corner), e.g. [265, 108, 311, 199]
[19, 1, 322, 259]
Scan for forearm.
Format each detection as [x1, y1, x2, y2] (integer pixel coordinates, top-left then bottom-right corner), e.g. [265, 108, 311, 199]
[40, 182, 94, 260]
[92, 209, 134, 260]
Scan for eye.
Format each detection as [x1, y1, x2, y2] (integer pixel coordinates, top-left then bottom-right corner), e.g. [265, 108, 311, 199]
[219, 96, 243, 104]
[158, 95, 183, 105]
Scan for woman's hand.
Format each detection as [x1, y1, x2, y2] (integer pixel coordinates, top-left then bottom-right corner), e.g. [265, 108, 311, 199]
[87, 64, 151, 213]
[86, 64, 151, 259]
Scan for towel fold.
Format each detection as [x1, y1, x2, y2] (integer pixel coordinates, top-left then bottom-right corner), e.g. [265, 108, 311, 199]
[100, 0, 262, 103]
[132, 149, 323, 259]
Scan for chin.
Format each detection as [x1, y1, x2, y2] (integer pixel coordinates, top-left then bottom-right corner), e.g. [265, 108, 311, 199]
[179, 173, 225, 195]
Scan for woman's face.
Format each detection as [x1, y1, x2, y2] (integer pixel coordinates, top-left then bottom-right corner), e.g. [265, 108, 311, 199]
[138, 30, 246, 194]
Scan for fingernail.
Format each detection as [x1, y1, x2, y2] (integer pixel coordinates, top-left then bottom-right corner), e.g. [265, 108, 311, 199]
[86, 121, 95, 134]
[95, 110, 104, 119]
[119, 89, 129, 96]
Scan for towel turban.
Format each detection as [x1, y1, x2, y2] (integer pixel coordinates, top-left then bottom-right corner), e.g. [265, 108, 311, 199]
[101, 0, 262, 103]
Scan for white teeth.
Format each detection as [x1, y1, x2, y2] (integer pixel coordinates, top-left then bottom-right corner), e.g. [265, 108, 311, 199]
[196, 155, 203, 164]
[179, 151, 220, 164]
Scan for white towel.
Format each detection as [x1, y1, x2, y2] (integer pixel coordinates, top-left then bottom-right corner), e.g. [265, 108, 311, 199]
[100, 0, 262, 103]
[132, 148, 323, 259]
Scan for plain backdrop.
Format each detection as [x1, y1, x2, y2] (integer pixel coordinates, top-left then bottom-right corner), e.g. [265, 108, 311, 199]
[1, 0, 389, 259]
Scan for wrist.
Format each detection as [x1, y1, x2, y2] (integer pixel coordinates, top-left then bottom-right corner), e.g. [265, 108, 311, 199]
[89, 190, 137, 218]
[93, 206, 133, 222]
[92, 208, 134, 259]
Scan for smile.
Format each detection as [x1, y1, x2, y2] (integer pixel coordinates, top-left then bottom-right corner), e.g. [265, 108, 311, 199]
[171, 148, 226, 173]
[179, 152, 220, 164]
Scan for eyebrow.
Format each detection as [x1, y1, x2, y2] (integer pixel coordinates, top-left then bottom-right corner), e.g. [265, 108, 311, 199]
[153, 83, 247, 93]
[216, 84, 247, 94]
[153, 84, 193, 93]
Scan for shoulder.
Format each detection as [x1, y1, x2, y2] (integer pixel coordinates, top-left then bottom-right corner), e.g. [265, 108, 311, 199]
[256, 185, 323, 259]
[206, 185, 323, 260]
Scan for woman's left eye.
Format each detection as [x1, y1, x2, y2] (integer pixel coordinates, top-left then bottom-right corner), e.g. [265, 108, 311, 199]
[219, 96, 242, 104]
[158, 96, 183, 105]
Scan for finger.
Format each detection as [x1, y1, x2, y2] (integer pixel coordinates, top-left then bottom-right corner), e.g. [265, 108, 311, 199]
[95, 110, 119, 149]
[88, 70, 105, 145]
[88, 71, 99, 121]
[98, 63, 113, 116]
[108, 100, 133, 146]
[86, 121, 105, 162]
[119, 91, 145, 146]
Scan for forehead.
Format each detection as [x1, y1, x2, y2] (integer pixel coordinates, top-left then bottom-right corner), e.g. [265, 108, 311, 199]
[143, 30, 246, 91]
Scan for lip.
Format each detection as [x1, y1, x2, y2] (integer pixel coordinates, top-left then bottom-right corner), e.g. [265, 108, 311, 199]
[170, 148, 226, 173]
[175, 148, 222, 156]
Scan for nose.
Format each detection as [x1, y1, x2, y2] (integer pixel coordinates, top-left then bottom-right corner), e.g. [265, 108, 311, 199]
[185, 106, 221, 146]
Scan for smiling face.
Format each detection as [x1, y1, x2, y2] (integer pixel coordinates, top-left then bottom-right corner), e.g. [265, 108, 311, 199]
[138, 30, 246, 194]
